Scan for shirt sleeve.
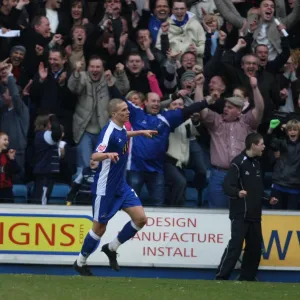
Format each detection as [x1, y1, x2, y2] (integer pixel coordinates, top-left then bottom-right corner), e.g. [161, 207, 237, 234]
[127, 100, 145, 126]
[95, 128, 113, 153]
[201, 110, 218, 131]
[242, 110, 259, 130]
[162, 109, 184, 131]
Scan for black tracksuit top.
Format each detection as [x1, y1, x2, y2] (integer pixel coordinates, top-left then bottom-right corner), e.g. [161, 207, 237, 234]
[223, 151, 265, 221]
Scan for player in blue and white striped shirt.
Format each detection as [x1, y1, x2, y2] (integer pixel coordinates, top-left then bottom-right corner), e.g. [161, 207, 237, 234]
[74, 98, 157, 276]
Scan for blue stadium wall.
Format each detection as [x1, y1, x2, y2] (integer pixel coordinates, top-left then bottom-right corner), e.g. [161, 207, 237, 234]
[1, 265, 299, 283]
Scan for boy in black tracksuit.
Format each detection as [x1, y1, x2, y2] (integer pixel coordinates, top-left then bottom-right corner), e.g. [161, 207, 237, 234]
[66, 158, 99, 206]
[216, 133, 278, 281]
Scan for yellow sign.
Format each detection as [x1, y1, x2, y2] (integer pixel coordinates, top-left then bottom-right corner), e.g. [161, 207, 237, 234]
[260, 215, 300, 267]
[0, 214, 92, 254]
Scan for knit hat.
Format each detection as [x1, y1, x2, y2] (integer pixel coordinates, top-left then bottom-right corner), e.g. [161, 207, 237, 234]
[10, 45, 26, 56]
[224, 96, 244, 108]
[180, 70, 196, 85]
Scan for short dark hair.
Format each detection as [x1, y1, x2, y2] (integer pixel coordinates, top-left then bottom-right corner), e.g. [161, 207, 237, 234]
[136, 28, 151, 39]
[254, 44, 269, 53]
[126, 52, 142, 61]
[245, 133, 263, 150]
[49, 46, 66, 59]
[154, 0, 170, 9]
[172, 0, 187, 8]
[100, 32, 114, 44]
[88, 55, 102, 65]
[260, 0, 275, 6]
[180, 51, 197, 62]
[241, 53, 259, 65]
[71, 24, 86, 37]
[31, 15, 47, 28]
[71, 0, 83, 7]
[209, 75, 228, 90]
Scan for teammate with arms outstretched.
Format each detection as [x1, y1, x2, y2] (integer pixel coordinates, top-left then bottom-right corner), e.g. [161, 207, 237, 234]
[74, 98, 157, 276]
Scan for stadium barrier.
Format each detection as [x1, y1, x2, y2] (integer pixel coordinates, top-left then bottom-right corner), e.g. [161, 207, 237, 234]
[0, 205, 299, 273]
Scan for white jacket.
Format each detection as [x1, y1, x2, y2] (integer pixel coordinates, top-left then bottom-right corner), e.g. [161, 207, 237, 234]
[156, 12, 206, 65]
[166, 119, 200, 168]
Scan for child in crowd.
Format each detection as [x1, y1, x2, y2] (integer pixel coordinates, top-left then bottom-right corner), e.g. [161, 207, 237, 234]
[32, 114, 65, 205]
[66, 158, 99, 206]
[269, 119, 300, 210]
[203, 14, 221, 56]
[0, 132, 21, 202]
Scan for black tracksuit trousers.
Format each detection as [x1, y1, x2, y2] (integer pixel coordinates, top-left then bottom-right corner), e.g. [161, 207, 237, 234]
[216, 219, 262, 281]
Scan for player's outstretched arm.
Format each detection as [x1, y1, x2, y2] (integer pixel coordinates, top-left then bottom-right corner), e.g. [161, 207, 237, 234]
[91, 152, 119, 163]
[127, 130, 158, 138]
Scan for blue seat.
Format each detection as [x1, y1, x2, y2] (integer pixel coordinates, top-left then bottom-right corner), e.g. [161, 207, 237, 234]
[201, 187, 209, 207]
[27, 181, 34, 197]
[140, 185, 170, 206]
[13, 185, 28, 203]
[48, 184, 70, 204]
[185, 187, 198, 207]
[140, 185, 150, 204]
[184, 169, 195, 184]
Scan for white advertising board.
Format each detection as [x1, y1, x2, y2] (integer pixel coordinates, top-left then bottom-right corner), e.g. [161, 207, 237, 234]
[0, 205, 299, 270]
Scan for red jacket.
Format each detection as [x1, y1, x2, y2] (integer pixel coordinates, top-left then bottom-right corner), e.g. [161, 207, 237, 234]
[0, 152, 20, 189]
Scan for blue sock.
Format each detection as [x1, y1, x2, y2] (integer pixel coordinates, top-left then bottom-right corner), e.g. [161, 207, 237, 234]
[117, 221, 140, 244]
[80, 229, 101, 258]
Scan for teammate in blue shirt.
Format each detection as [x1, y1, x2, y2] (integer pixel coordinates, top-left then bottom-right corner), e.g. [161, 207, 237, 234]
[74, 98, 157, 276]
[107, 73, 215, 206]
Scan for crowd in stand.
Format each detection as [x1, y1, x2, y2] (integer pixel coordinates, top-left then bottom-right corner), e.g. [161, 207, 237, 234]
[0, 0, 300, 210]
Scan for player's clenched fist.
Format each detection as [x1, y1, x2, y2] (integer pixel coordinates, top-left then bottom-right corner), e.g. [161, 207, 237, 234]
[106, 152, 119, 163]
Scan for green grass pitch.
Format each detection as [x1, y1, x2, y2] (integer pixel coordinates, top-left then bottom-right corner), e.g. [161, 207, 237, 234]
[0, 275, 299, 300]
